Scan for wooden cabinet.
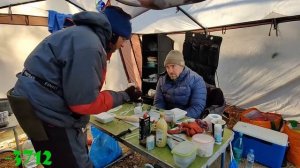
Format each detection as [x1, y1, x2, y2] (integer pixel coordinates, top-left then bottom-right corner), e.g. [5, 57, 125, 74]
[141, 34, 174, 104]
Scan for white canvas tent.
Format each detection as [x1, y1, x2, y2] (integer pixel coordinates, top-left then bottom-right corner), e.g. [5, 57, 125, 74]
[0, 0, 300, 121]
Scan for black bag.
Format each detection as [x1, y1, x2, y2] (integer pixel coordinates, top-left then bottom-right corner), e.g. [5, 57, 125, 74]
[183, 32, 222, 86]
[200, 85, 225, 119]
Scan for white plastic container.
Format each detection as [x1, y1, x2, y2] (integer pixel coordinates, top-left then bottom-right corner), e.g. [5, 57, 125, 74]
[164, 108, 187, 123]
[94, 113, 114, 123]
[134, 106, 143, 115]
[146, 135, 155, 150]
[214, 124, 223, 144]
[192, 134, 215, 157]
[164, 110, 173, 122]
[203, 114, 222, 132]
[0, 111, 9, 127]
[171, 141, 196, 168]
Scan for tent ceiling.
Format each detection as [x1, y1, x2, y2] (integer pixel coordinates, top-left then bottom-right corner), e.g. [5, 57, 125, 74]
[0, 0, 84, 17]
[1, 0, 300, 34]
[0, 0, 43, 9]
[130, 0, 300, 34]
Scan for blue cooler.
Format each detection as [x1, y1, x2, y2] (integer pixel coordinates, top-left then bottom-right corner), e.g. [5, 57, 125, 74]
[233, 122, 288, 168]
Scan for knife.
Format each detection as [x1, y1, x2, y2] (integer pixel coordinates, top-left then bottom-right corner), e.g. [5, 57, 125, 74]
[116, 127, 138, 138]
[167, 134, 186, 142]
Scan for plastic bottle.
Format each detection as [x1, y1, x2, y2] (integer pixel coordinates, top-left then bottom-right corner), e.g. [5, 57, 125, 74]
[155, 113, 168, 147]
[214, 123, 223, 144]
[22, 140, 37, 168]
[246, 149, 255, 168]
[233, 132, 243, 164]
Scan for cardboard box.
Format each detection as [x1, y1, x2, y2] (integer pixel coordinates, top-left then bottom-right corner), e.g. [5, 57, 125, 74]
[233, 122, 288, 168]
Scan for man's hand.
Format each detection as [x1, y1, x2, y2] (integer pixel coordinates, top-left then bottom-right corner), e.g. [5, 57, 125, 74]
[124, 86, 142, 102]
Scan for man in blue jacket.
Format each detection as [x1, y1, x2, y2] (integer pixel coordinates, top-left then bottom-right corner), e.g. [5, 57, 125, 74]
[154, 50, 207, 119]
[11, 6, 141, 168]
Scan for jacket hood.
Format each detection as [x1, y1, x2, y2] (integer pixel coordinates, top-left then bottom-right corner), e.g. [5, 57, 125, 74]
[72, 11, 112, 47]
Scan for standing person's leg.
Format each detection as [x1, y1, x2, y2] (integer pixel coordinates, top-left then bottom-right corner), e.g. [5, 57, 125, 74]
[31, 122, 93, 168]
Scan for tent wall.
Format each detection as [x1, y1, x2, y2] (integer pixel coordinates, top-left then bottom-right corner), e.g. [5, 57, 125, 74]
[0, 25, 47, 97]
[0, 24, 129, 97]
[0, 0, 132, 98]
[167, 21, 300, 121]
[101, 51, 130, 91]
[216, 21, 300, 122]
[120, 36, 142, 89]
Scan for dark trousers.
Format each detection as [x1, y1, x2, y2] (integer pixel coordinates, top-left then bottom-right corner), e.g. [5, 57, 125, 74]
[31, 122, 93, 168]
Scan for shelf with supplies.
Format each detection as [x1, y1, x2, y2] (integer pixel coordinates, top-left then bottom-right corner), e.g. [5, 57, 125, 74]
[141, 34, 174, 105]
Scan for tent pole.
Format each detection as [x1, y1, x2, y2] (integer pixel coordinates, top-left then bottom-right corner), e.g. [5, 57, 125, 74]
[177, 6, 208, 36]
[65, 0, 86, 11]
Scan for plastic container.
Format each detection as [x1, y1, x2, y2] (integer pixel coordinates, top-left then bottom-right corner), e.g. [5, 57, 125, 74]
[211, 118, 226, 137]
[214, 124, 223, 144]
[246, 149, 255, 168]
[171, 141, 196, 168]
[94, 113, 114, 123]
[0, 111, 9, 127]
[146, 135, 155, 150]
[164, 110, 173, 122]
[134, 106, 143, 115]
[192, 134, 215, 157]
[203, 114, 222, 132]
[22, 140, 37, 168]
[233, 122, 288, 168]
[233, 132, 243, 163]
[155, 113, 168, 147]
[164, 108, 187, 123]
[167, 137, 180, 150]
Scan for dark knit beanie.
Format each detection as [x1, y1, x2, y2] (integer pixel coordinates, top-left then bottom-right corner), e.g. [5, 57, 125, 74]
[104, 6, 132, 39]
[164, 50, 185, 67]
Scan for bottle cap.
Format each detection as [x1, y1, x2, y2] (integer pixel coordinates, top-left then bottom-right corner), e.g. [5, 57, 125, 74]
[289, 120, 298, 128]
[160, 112, 165, 118]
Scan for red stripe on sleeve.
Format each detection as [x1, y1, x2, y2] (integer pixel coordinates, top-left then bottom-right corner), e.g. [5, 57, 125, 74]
[69, 91, 114, 115]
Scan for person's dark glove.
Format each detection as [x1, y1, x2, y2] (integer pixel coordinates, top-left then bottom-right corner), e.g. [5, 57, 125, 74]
[124, 86, 142, 102]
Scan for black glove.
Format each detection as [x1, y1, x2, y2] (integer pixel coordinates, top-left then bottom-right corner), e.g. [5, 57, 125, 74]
[124, 86, 142, 102]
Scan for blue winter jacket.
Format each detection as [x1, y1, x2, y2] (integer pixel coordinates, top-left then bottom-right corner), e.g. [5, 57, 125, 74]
[154, 66, 207, 119]
[12, 12, 129, 128]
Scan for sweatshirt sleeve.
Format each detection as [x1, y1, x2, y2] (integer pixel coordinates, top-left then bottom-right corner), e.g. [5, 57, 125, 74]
[70, 90, 129, 115]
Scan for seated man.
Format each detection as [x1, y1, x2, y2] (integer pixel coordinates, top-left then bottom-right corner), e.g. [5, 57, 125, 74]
[154, 50, 207, 119]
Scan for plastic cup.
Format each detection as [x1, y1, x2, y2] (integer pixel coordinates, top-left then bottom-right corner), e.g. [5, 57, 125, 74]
[134, 106, 143, 116]
[211, 119, 226, 137]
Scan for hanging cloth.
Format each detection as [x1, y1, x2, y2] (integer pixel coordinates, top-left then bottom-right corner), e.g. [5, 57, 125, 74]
[48, 10, 73, 33]
[183, 32, 222, 85]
